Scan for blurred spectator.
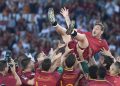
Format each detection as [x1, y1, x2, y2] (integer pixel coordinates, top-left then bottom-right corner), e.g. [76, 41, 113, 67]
[0, 0, 119, 59]
[0, 60, 22, 86]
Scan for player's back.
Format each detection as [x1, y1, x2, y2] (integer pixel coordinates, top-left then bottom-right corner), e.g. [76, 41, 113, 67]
[0, 73, 17, 86]
[35, 71, 60, 86]
[18, 71, 35, 86]
[88, 80, 113, 86]
[106, 74, 120, 86]
[60, 69, 80, 86]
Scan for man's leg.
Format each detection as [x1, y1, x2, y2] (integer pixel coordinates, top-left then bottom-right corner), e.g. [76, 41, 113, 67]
[48, 8, 71, 43]
[67, 22, 89, 49]
[48, 8, 89, 48]
[55, 23, 89, 48]
[75, 32, 89, 49]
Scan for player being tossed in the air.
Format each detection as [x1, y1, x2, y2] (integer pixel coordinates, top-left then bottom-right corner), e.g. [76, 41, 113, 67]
[48, 7, 109, 60]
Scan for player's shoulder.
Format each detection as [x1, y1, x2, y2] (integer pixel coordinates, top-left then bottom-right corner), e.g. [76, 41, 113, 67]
[77, 29, 91, 34]
[74, 69, 81, 73]
[53, 71, 61, 79]
[35, 68, 42, 76]
[101, 39, 107, 43]
[105, 80, 113, 84]
[53, 71, 61, 75]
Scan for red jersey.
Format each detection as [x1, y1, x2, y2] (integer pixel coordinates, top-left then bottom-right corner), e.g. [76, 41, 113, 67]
[106, 73, 120, 86]
[60, 68, 80, 86]
[79, 76, 88, 86]
[88, 80, 113, 86]
[35, 70, 61, 86]
[68, 31, 109, 59]
[79, 76, 97, 86]
[0, 73, 16, 86]
[19, 71, 35, 86]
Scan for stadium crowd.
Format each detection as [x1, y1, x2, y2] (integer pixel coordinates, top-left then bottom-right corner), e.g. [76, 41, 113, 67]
[0, 0, 120, 86]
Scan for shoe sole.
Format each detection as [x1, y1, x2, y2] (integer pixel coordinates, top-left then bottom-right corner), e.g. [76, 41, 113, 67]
[48, 8, 55, 23]
[66, 20, 75, 35]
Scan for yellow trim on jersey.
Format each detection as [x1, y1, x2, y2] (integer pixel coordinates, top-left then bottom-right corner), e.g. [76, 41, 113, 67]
[66, 84, 73, 86]
[64, 67, 73, 71]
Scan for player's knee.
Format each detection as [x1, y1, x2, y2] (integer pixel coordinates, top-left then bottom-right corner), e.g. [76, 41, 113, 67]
[78, 39, 89, 49]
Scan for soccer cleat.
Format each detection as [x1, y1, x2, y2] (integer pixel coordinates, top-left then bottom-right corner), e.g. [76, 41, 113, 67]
[66, 20, 75, 35]
[48, 8, 56, 24]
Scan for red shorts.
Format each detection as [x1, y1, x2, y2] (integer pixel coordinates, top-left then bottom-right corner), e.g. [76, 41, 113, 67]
[68, 40, 89, 60]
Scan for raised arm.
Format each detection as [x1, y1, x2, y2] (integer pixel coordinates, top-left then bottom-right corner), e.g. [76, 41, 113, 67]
[60, 7, 71, 28]
[60, 44, 73, 65]
[49, 42, 65, 63]
[49, 53, 62, 72]
[101, 47, 116, 62]
[10, 59, 22, 86]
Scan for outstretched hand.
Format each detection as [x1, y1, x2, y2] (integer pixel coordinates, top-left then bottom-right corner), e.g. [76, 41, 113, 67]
[100, 47, 116, 62]
[60, 7, 69, 18]
[100, 47, 112, 57]
[60, 7, 71, 28]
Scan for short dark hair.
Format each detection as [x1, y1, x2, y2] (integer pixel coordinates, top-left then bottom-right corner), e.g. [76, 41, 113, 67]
[103, 56, 114, 70]
[98, 66, 106, 79]
[0, 60, 7, 71]
[65, 54, 76, 68]
[42, 58, 51, 71]
[95, 22, 105, 31]
[21, 58, 31, 70]
[88, 65, 98, 79]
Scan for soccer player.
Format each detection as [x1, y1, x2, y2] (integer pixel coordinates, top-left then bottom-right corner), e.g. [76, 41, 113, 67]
[79, 65, 98, 86]
[35, 58, 61, 86]
[88, 66, 113, 86]
[60, 53, 81, 86]
[0, 60, 22, 86]
[19, 58, 35, 86]
[106, 62, 120, 86]
[48, 7, 109, 60]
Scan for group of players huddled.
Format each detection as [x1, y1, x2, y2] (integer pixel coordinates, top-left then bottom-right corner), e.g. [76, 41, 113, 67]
[0, 7, 120, 86]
